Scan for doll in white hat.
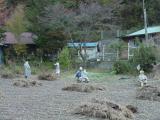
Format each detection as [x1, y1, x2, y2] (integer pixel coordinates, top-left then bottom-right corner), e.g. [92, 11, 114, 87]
[138, 70, 147, 87]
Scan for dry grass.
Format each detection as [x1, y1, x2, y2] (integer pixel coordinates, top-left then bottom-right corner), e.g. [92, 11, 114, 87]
[74, 99, 134, 120]
[38, 73, 57, 81]
[13, 79, 42, 87]
[0, 67, 14, 79]
[62, 84, 105, 93]
[126, 105, 138, 113]
[1, 73, 14, 79]
[136, 85, 160, 102]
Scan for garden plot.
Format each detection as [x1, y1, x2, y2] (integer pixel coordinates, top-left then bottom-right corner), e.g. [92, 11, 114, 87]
[0, 73, 160, 120]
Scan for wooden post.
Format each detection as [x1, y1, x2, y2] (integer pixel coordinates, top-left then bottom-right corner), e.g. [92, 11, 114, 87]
[117, 30, 120, 61]
[128, 41, 130, 60]
[102, 45, 105, 61]
[143, 0, 148, 43]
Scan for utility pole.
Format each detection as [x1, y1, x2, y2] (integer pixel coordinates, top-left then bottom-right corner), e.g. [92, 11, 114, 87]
[143, 0, 148, 43]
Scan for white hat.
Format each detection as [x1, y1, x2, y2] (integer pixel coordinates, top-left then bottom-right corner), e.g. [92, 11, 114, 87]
[79, 67, 83, 70]
[140, 70, 144, 74]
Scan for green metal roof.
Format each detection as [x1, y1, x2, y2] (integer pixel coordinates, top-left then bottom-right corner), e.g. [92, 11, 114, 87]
[68, 42, 98, 47]
[126, 26, 160, 37]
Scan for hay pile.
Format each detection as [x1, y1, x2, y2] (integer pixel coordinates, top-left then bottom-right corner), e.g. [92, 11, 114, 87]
[13, 79, 42, 87]
[62, 84, 105, 93]
[1, 73, 14, 79]
[126, 105, 138, 113]
[74, 99, 134, 120]
[38, 73, 56, 81]
[136, 85, 160, 102]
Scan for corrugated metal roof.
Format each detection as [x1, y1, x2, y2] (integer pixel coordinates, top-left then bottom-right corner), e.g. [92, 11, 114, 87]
[68, 42, 98, 47]
[126, 26, 160, 37]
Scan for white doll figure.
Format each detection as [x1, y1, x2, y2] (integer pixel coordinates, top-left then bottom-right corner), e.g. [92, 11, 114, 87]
[138, 70, 147, 87]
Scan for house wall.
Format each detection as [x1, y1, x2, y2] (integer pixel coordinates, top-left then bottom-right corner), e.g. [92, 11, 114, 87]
[80, 47, 98, 60]
[121, 35, 144, 59]
[121, 33, 160, 59]
[1, 44, 37, 64]
[117, 40, 128, 60]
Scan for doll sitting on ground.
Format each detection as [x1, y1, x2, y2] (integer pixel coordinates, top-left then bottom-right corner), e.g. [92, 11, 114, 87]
[75, 67, 89, 83]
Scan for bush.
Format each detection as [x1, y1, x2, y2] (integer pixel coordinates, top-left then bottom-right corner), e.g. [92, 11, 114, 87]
[130, 44, 156, 73]
[113, 61, 132, 74]
[59, 46, 71, 69]
[14, 65, 23, 75]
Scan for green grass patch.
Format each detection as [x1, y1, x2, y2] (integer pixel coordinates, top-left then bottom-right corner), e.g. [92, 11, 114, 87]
[60, 69, 119, 82]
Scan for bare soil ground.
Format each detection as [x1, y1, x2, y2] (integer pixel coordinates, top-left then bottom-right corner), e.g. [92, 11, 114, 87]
[0, 74, 160, 120]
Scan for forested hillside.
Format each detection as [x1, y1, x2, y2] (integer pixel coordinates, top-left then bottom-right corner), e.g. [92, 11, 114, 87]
[0, 0, 160, 50]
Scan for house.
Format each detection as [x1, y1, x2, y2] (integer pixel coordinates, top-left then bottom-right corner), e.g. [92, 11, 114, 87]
[0, 32, 37, 64]
[121, 26, 160, 59]
[68, 42, 101, 61]
[68, 40, 119, 69]
[2, 32, 36, 44]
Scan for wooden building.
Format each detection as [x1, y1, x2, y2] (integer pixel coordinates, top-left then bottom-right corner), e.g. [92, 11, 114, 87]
[0, 32, 37, 64]
[121, 26, 160, 59]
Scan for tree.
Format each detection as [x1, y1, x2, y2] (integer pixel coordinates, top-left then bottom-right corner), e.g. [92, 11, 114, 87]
[6, 0, 27, 7]
[119, 0, 160, 29]
[130, 44, 156, 72]
[24, 0, 121, 65]
[25, 0, 55, 62]
[5, 4, 28, 37]
[13, 44, 27, 59]
[72, 2, 120, 66]
[5, 4, 28, 60]
[36, 3, 76, 50]
[0, 28, 5, 42]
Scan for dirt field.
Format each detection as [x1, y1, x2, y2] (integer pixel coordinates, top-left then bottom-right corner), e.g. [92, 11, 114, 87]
[0, 73, 160, 120]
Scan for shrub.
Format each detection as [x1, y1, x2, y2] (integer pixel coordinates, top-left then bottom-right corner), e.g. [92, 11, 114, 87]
[130, 44, 156, 73]
[31, 67, 37, 75]
[13, 44, 27, 58]
[69, 48, 81, 68]
[14, 65, 23, 75]
[113, 61, 132, 74]
[0, 28, 5, 42]
[59, 46, 71, 69]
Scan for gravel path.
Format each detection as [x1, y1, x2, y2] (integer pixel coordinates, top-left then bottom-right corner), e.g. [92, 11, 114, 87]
[0, 76, 160, 120]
